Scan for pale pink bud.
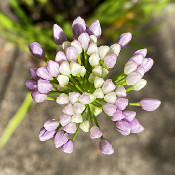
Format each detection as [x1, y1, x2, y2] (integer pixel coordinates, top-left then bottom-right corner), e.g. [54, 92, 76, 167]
[79, 93, 91, 104]
[69, 92, 80, 104]
[61, 140, 74, 153]
[44, 119, 59, 131]
[115, 86, 126, 98]
[99, 139, 114, 155]
[104, 54, 117, 68]
[59, 114, 72, 126]
[90, 126, 102, 139]
[141, 58, 154, 73]
[78, 32, 90, 50]
[63, 122, 77, 134]
[65, 47, 78, 61]
[112, 109, 125, 121]
[117, 32, 132, 49]
[140, 98, 161, 111]
[73, 103, 85, 115]
[62, 103, 74, 115]
[29, 42, 45, 59]
[37, 66, 52, 80]
[129, 54, 144, 65]
[47, 60, 59, 77]
[56, 93, 69, 105]
[115, 98, 128, 110]
[87, 20, 101, 40]
[102, 79, 115, 94]
[31, 91, 47, 103]
[54, 131, 69, 148]
[103, 104, 117, 116]
[55, 51, 67, 64]
[37, 79, 53, 94]
[71, 40, 82, 54]
[123, 110, 136, 122]
[134, 48, 147, 57]
[126, 72, 142, 85]
[124, 61, 138, 75]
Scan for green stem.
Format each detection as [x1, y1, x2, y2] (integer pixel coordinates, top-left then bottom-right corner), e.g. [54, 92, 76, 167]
[0, 93, 33, 148]
[72, 124, 80, 141]
[67, 83, 81, 93]
[129, 102, 141, 106]
[69, 76, 83, 92]
[115, 78, 126, 86]
[78, 54, 81, 65]
[46, 97, 56, 101]
[126, 86, 134, 92]
[88, 106, 94, 126]
[112, 70, 125, 82]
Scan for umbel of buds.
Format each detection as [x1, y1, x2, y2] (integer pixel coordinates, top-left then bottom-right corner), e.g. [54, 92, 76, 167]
[26, 16, 161, 155]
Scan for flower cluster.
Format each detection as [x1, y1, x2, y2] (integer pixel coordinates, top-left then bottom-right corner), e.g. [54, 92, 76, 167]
[25, 17, 161, 155]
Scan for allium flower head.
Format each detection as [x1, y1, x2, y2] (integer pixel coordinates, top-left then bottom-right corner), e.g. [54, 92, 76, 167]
[26, 17, 161, 155]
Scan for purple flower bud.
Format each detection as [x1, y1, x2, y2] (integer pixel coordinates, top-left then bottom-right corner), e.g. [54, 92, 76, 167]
[103, 104, 117, 116]
[53, 24, 67, 45]
[126, 72, 142, 85]
[124, 60, 138, 75]
[47, 60, 59, 77]
[31, 91, 47, 103]
[134, 48, 147, 57]
[115, 98, 128, 111]
[29, 68, 39, 80]
[55, 51, 67, 64]
[59, 114, 72, 126]
[62, 103, 74, 116]
[36, 66, 52, 80]
[29, 42, 45, 58]
[72, 16, 86, 39]
[90, 126, 103, 139]
[116, 120, 131, 136]
[78, 33, 90, 49]
[65, 47, 78, 61]
[79, 93, 90, 104]
[102, 79, 116, 94]
[61, 140, 74, 154]
[140, 98, 161, 111]
[104, 54, 117, 68]
[115, 86, 126, 98]
[63, 122, 77, 134]
[141, 58, 154, 73]
[87, 20, 101, 40]
[44, 119, 59, 131]
[117, 32, 132, 49]
[37, 79, 53, 94]
[25, 79, 37, 91]
[130, 118, 144, 134]
[54, 131, 69, 148]
[87, 42, 98, 55]
[39, 127, 56, 141]
[99, 138, 114, 155]
[123, 110, 136, 122]
[69, 92, 80, 104]
[112, 109, 125, 121]
[129, 54, 144, 65]
[73, 103, 85, 115]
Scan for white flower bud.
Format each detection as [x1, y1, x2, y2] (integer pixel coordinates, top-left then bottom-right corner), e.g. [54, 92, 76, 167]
[104, 92, 117, 104]
[56, 93, 69, 104]
[80, 121, 90, 132]
[73, 103, 85, 115]
[69, 92, 80, 104]
[99, 46, 110, 59]
[126, 72, 142, 85]
[89, 104, 102, 116]
[89, 53, 100, 67]
[102, 68, 109, 78]
[57, 75, 69, 87]
[110, 44, 121, 56]
[80, 66, 86, 77]
[57, 85, 69, 91]
[133, 79, 147, 91]
[71, 40, 82, 54]
[70, 61, 82, 76]
[88, 73, 96, 83]
[94, 77, 104, 88]
[92, 66, 103, 77]
[59, 61, 71, 75]
[87, 93, 96, 103]
[93, 88, 104, 98]
[90, 35, 97, 44]
[87, 42, 98, 55]
[62, 41, 71, 50]
[124, 61, 138, 75]
[72, 114, 83, 123]
[102, 79, 115, 94]
[115, 86, 126, 97]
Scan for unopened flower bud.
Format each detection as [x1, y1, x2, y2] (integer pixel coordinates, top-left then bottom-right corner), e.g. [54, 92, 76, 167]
[80, 120, 90, 132]
[117, 32, 132, 49]
[39, 127, 56, 141]
[62, 103, 74, 115]
[99, 46, 110, 59]
[140, 98, 161, 111]
[69, 92, 80, 104]
[59, 61, 71, 75]
[102, 79, 115, 94]
[25, 79, 37, 91]
[88, 73, 96, 83]
[112, 109, 125, 121]
[47, 60, 59, 77]
[31, 91, 47, 103]
[90, 126, 102, 139]
[93, 88, 104, 99]
[57, 75, 69, 87]
[110, 44, 121, 56]
[92, 66, 103, 77]
[134, 48, 147, 57]
[70, 61, 82, 76]
[115, 86, 126, 98]
[73, 103, 85, 115]
[44, 119, 59, 131]
[94, 77, 104, 88]
[129, 54, 144, 65]
[123, 110, 136, 122]
[72, 114, 83, 123]
[29, 42, 45, 58]
[104, 54, 117, 68]
[103, 104, 116, 116]
[79, 93, 91, 104]
[72, 16, 86, 39]
[78, 33, 90, 49]
[53, 24, 67, 45]
[116, 120, 131, 136]
[104, 92, 117, 104]
[59, 114, 72, 126]
[87, 42, 98, 55]
[133, 79, 147, 91]
[87, 20, 101, 40]
[87, 93, 96, 103]
[61, 140, 74, 154]
[89, 53, 100, 67]
[141, 58, 154, 73]
[99, 139, 114, 155]
[115, 98, 128, 110]
[65, 47, 78, 61]
[38, 79, 53, 94]
[71, 40, 82, 54]
[136, 66, 145, 77]
[124, 61, 138, 75]
[54, 131, 69, 148]
[62, 41, 71, 50]
[102, 68, 109, 78]
[130, 118, 144, 133]
[29, 68, 39, 80]
[37, 66, 52, 80]
[63, 122, 77, 134]
[80, 66, 86, 77]
[90, 35, 97, 44]
[89, 104, 102, 116]
[126, 72, 142, 85]
[55, 51, 67, 64]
